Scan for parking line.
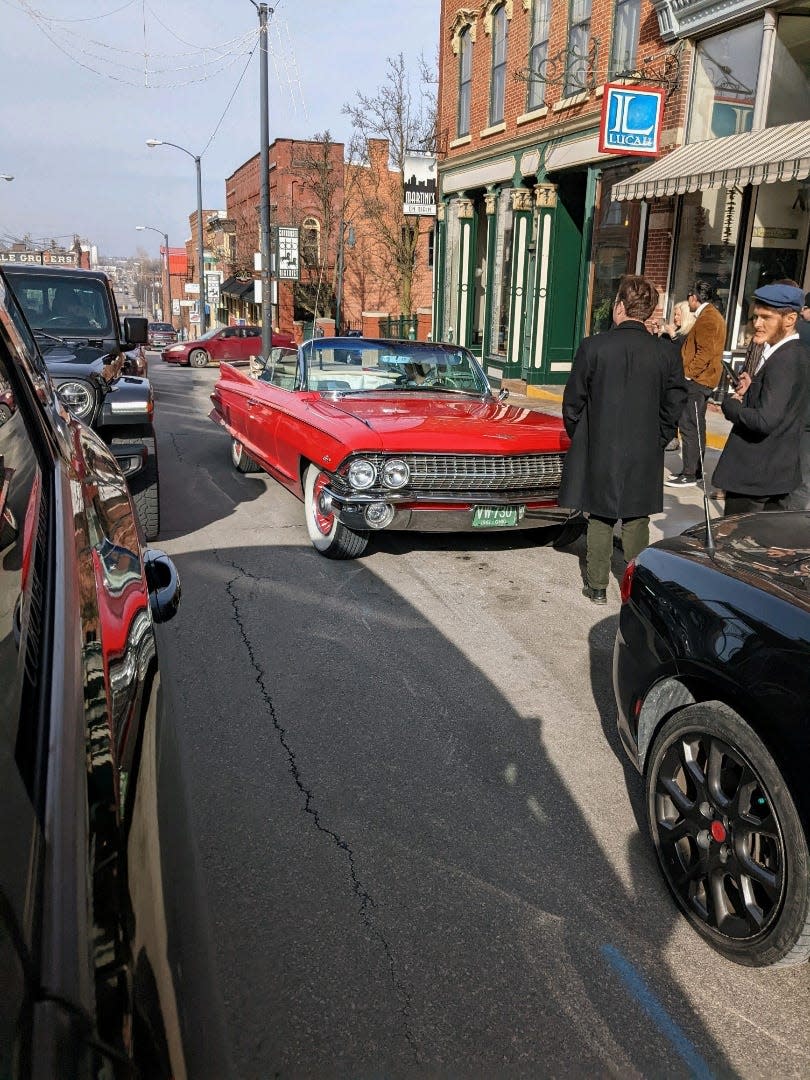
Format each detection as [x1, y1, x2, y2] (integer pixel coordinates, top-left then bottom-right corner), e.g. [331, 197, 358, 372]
[601, 944, 715, 1080]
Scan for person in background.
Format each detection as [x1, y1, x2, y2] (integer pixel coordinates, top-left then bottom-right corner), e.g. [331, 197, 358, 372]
[712, 283, 810, 515]
[658, 300, 696, 343]
[657, 300, 696, 452]
[665, 281, 725, 488]
[558, 274, 686, 604]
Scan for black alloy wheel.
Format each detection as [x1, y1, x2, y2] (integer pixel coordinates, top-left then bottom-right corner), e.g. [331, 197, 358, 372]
[646, 702, 810, 967]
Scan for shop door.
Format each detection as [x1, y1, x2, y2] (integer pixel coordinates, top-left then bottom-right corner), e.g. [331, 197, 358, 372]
[543, 172, 587, 382]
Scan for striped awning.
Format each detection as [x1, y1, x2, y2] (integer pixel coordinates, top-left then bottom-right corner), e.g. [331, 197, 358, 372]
[612, 120, 810, 201]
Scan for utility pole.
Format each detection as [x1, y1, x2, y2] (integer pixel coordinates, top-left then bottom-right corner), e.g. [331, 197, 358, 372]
[252, 1, 273, 361]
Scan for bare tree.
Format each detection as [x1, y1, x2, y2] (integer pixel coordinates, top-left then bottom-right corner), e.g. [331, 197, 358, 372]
[289, 130, 343, 322]
[343, 53, 437, 316]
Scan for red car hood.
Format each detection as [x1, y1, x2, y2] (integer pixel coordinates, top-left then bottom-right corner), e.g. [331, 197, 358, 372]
[318, 394, 570, 453]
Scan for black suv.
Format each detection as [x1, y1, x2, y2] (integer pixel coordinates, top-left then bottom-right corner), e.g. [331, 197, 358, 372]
[4, 264, 161, 538]
[0, 268, 230, 1075]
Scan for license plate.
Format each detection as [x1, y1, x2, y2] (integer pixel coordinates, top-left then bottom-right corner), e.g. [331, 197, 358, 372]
[472, 505, 523, 528]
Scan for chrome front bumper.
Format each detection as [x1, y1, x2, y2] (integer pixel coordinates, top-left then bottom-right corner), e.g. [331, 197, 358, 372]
[322, 487, 572, 533]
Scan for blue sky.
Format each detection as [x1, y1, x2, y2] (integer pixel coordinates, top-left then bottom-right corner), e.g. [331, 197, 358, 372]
[0, 0, 439, 257]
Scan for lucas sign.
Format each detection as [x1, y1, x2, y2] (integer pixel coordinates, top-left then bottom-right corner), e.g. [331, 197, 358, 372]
[598, 85, 665, 157]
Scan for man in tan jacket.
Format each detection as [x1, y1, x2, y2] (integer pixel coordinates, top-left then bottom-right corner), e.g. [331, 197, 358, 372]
[665, 280, 726, 487]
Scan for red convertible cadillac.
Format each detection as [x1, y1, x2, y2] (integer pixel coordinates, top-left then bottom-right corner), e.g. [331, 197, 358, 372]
[162, 324, 295, 367]
[210, 337, 574, 558]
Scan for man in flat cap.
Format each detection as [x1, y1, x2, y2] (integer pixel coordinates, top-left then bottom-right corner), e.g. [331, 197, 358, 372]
[712, 283, 810, 515]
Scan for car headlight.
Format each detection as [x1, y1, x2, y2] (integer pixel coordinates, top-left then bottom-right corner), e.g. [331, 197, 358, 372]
[382, 458, 409, 489]
[55, 379, 95, 419]
[347, 458, 377, 490]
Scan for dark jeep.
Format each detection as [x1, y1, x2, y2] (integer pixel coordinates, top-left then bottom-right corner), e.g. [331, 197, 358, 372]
[4, 264, 161, 538]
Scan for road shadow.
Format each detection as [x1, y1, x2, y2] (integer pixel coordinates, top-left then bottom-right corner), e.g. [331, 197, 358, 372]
[163, 538, 746, 1079]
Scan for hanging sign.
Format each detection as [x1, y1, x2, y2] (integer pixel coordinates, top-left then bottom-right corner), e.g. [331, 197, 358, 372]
[275, 226, 300, 280]
[403, 153, 437, 216]
[598, 85, 665, 157]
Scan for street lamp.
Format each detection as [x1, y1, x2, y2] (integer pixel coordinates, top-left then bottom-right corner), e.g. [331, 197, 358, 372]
[0, 175, 13, 182]
[136, 224, 171, 324]
[146, 138, 207, 334]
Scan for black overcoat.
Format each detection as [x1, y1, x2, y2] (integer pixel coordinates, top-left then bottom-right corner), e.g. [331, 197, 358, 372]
[713, 337, 810, 497]
[558, 321, 687, 519]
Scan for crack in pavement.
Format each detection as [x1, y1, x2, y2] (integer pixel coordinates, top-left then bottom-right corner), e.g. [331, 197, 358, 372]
[214, 550, 420, 1065]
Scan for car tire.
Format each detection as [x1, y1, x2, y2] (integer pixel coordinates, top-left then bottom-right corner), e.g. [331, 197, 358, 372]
[130, 448, 160, 541]
[0, 403, 11, 425]
[231, 438, 262, 474]
[303, 463, 368, 559]
[646, 702, 810, 968]
[189, 349, 209, 368]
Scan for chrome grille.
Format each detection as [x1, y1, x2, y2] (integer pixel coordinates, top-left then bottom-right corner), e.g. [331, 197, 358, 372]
[346, 452, 565, 492]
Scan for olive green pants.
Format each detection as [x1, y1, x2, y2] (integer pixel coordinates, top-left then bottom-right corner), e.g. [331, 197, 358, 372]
[586, 515, 649, 590]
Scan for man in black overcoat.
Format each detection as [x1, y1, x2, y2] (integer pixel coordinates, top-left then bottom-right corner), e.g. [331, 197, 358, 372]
[713, 283, 810, 515]
[558, 274, 686, 603]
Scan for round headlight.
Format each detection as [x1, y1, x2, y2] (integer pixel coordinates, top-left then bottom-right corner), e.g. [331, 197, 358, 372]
[56, 380, 94, 419]
[348, 458, 376, 490]
[382, 458, 410, 489]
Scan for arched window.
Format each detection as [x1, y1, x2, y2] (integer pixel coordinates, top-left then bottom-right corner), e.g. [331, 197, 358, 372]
[458, 27, 472, 136]
[301, 217, 320, 263]
[490, 5, 509, 125]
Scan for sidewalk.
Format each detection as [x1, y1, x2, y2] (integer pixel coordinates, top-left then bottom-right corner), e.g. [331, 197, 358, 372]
[505, 383, 728, 544]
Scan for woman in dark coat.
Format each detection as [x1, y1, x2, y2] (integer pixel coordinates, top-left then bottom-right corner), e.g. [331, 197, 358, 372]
[558, 274, 687, 603]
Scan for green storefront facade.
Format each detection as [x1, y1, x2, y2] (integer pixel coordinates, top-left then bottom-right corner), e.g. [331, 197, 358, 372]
[434, 131, 645, 387]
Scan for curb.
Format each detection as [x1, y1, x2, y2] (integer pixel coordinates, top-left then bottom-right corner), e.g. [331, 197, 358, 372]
[524, 384, 729, 450]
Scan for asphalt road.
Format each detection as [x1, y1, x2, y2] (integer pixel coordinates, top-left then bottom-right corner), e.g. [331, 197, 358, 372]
[148, 354, 810, 1079]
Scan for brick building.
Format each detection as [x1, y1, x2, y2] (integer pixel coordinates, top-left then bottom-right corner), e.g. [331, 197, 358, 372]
[342, 138, 434, 334]
[221, 136, 434, 340]
[436, 0, 810, 387]
[436, 0, 688, 386]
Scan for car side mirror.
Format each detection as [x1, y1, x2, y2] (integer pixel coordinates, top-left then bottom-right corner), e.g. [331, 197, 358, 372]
[123, 316, 149, 347]
[144, 549, 181, 623]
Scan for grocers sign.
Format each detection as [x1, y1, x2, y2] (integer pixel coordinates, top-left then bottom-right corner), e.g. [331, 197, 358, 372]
[598, 85, 665, 158]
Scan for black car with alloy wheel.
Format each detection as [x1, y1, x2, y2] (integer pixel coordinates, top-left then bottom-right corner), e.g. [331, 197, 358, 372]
[614, 511, 810, 968]
[0, 267, 230, 1076]
[4, 264, 161, 539]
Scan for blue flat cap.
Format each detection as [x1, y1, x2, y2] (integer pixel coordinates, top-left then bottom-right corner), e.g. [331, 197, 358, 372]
[752, 283, 805, 311]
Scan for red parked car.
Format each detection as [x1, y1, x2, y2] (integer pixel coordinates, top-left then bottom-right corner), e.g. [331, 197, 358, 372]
[162, 324, 295, 368]
[210, 337, 574, 559]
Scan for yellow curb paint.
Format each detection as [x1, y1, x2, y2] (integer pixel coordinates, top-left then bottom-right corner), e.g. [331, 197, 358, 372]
[526, 386, 563, 402]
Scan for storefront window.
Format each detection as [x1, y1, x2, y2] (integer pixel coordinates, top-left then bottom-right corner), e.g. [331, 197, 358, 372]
[489, 190, 513, 355]
[670, 187, 743, 323]
[737, 181, 810, 346]
[471, 200, 488, 347]
[588, 166, 642, 334]
[766, 15, 810, 127]
[688, 22, 762, 143]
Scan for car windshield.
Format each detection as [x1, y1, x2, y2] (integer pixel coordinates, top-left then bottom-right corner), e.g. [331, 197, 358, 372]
[150, 323, 173, 333]
[300, 339, 491, 396]
[11, 274, 113, 337]
[197, 327, 222, 342]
